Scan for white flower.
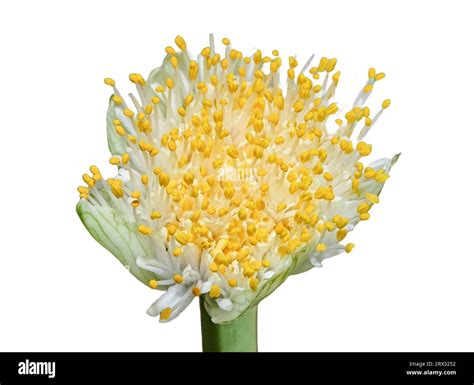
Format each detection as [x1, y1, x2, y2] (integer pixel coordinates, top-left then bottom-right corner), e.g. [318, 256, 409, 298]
[77, 35, 399, 324]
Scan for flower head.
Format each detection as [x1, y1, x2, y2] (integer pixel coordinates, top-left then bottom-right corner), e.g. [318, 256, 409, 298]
[77, 35, 399, 323]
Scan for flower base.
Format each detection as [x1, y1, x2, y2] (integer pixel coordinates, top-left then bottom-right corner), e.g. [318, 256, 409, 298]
[199, 298, 258, 352]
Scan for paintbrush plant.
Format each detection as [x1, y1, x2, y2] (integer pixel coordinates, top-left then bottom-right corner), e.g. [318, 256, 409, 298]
[77, 35, 399, 352]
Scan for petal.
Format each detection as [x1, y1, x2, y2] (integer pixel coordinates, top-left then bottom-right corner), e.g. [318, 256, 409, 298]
[106, 96, 127, 155]
[162, 289, 195, 322]
[136, 255, 173, 277]
[200, 281, 212, 293]
[146, 284, 188, 317]
[216, 298, 233, 312]
[76, 200, 156, 285]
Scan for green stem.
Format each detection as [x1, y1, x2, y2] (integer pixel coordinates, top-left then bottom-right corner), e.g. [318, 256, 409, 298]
[199, 298, 258, 352]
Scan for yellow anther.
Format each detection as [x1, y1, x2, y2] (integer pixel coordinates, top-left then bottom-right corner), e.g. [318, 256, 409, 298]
[287, 239, 302, 253]
[149, 279, 158, 289]
[112, 95, 122, 105]
[165, 46, 176, 55]
[356, 141, 372, 156]
[249, 277, 259, 291]
[77, 186, 89, 194]
[276, 203, 287, 213]
[364, 167, 376, 179]
[375, 73, 385, 81]
[222, 37, 231, 45]
[183, 172, 194, 185]
[141, 174, 149, 185]
[144, 105, 153, 115]
[374, 170, 390, 182]
[190, 210, 201, 222]
[323, 172, 333, 181]
[294, 100, 304, 113]
[221, 58, 229, 70]
[209, 263, 219, 273]
[155, 85, 165, 93]
[327, 58, 337, 72]
[184, 94, 194, 107]
[365, 193, 379, 204]
[170, 246, 183, 258]
[123, 108, 134, 118]
[114, 124, 126, 136]
[228, 278, 237, 288]
[352, 178, 360, 192]
[316, 243, 327, 252]
[104, 78, 115, 86]
[166, 78, 174, 89]
[336, 229, 348, 241]
[345, 243, 355, 253]
[171, 55, 178, 68]
[318, 56, 328, 72]
[363, 84, 373, 93]
[175, 231, 189, 245]
[150, 211, 161, 220]
[106, 178, 124, 198]
[289, 56, 298, 68]
[166, 223, 177, 236]
[118, 154, 129, 166]
[218, 207, 230, 217]
[130, 191, 140, 199]
[357, 202, 371, 214]
[226, 145, 239, 159]
[173, 274, 184, 284]
[160, 307, 172, 320]
[209, 284, 221, 298]
[175, 35, 187, 50]
[270, 57, 282, 73]
[318, 149, 327, 162]
[334, 216, 349, 229]
[129, 73, 145, 85]
[109, 156, 120, 165]
[138, 225, 152, 235]
[382, 99, 391, 109]
[168, 140, 177, 151]
[368, 68, 376, 79]
[159, 172, 170, 187]
[192, 287, 202, 296]
[360, 213, 370, 221]
[224, 186, 234, 200]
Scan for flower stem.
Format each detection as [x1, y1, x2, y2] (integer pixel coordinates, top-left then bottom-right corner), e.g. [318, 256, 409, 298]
[199, 298, 258, 352]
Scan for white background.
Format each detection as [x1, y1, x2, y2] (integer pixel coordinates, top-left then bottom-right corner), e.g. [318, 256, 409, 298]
[1, 0, 473, 352]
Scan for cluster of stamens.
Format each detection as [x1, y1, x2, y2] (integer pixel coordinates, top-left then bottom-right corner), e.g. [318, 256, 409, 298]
[78, 35, 392, 321]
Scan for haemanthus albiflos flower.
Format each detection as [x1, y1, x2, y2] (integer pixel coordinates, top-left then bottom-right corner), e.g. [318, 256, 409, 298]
[77, 35, 399, 328]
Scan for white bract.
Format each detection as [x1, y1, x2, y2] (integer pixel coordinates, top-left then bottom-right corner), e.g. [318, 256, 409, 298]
[77, 35, 398, 324]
